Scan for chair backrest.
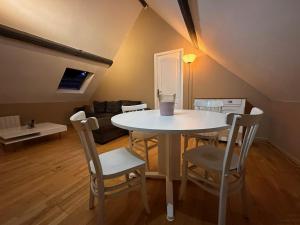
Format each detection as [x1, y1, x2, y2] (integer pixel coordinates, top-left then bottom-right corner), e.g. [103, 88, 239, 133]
[0, 115, 21, 129]
[196, 100, 223, 113]
[223, 107, 263, 175]
[70, 111, 103, 180]
[121, 103, 147, 113]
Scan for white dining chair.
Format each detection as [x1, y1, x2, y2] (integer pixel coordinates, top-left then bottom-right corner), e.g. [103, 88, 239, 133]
[70, 111, 150, 224]
[121, 103, 158, 171]
[179, 107, 263, 225]
[183, 101, 224, 151]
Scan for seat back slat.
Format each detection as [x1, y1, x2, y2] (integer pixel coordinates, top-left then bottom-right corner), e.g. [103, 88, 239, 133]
[223, 107, 263, 175]
[70, 111, 103, 180]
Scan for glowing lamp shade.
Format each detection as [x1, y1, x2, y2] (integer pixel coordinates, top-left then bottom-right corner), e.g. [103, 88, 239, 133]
[182, 54, 197, 63]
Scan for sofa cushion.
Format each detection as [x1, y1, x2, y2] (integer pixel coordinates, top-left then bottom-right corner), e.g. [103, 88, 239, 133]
[94, 113, 114, 118]
[120, 100, 142, 106]
[92, 127, 128, 144]
[106, 101, 121, 114]
[93, 101, 106, 113]
[95, 117, 115, 130]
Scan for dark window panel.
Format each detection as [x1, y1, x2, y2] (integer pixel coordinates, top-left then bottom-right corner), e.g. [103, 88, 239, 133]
[58, 68, 93, 90]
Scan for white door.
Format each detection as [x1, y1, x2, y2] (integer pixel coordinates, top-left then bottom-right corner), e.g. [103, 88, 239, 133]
[154, 49, 183, 109]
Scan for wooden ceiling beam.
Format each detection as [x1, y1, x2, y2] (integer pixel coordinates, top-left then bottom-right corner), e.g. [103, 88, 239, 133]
[177, 0, 199, 48]
[0, 24, 113, 67]
[139, 0, 148, 9]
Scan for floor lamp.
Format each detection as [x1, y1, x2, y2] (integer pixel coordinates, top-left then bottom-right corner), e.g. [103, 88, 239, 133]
[183, 54, 197, 109]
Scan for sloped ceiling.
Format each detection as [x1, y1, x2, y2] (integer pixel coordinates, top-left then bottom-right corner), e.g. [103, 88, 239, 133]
[149, 0, 300, 102]
[147, 0, 190, 42]
[0, 0, 141, 103]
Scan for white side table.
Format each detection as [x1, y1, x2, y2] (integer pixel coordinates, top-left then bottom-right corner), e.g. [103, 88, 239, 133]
[0, 122, 67, 146]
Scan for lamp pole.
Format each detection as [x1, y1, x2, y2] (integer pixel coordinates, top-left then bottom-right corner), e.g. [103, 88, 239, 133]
[183, 54, 197, 109]
[188, 63, 191, 109]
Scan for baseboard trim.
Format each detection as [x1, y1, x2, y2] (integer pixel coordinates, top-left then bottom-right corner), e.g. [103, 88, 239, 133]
[254, 136, 269, 142]
[237, 136, 300, 167]
[268, 142, 300, 167]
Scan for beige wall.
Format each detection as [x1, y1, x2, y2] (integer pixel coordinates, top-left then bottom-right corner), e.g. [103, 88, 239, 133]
[0, 0, 140, 59]
[0, 37, 107, 104]
[92, 8, 271, 138]
[270, 101, 300, 162]
[149, 0, 300, 102]
[0, 102, 87, 125]
[0, 0, 141, 104]
[190, 55, 271, 138]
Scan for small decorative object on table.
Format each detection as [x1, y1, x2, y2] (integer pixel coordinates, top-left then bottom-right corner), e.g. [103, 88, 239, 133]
[159, 94, 176, 116]
[27, 119, 35, 129]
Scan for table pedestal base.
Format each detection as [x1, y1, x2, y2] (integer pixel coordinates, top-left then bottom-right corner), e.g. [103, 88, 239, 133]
[155, 133, 181, 220]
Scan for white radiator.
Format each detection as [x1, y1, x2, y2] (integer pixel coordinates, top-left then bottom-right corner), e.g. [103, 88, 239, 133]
[194, 98, 246, 145]
[0, 115, 21, 129]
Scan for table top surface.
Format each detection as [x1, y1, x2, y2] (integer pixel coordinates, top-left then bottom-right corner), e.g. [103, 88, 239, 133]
[111, 109, 229, 133]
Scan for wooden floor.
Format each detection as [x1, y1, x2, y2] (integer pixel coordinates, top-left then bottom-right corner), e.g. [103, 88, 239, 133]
[0, 128, 299, 225]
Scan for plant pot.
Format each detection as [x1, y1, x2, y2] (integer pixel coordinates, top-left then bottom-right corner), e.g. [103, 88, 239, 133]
[158, 94, 176, 116]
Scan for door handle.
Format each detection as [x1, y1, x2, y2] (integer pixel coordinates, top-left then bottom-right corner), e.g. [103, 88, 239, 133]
[157, 89, 161, 98]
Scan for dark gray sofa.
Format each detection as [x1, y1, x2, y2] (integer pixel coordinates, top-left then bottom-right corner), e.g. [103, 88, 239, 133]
[73, 100, 142, 144]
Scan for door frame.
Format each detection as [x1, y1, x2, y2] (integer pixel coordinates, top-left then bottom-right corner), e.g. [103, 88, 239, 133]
[154, 48, 184, 109]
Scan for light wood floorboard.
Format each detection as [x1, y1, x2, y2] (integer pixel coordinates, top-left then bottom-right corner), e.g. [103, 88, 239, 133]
[0, 128, 299, 225]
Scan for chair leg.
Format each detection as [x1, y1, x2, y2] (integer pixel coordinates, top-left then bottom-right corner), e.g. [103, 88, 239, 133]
[195, 138, 199, 147]
[196, 138, 202, 147]
[128, 132, 134, 151]
[89, 186, 95, 209]
[204, 169, 208, 179]
[144, 140, 150, 171]
[215, 136, 219, 147]
[140, 168, 150, 214]
[125, 173, 132, 187]
[184, 136, 189, 152]
[241, 179, 249, 220]
[218, 176, 229, 225]
[209, 136, 215, 146]
[208, 137, 212, 145]
[179, 159, 188, 200]
[96, 195, 105, 225]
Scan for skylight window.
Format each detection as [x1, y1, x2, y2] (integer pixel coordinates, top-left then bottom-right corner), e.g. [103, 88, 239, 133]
[58, 68, 93, 90]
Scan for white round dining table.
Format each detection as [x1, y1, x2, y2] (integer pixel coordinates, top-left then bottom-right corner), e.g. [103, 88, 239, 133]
[111, 109, 229, 221]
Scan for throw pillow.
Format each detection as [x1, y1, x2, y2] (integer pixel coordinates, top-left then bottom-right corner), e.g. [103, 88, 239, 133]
[106, 101, 121, 114]
[121, 100, 142, 106]
[93, 101, 106, 113]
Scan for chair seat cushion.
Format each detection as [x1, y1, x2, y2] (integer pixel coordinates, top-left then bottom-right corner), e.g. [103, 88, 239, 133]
[183, 145, 239, 172]
[90, 147, 145, 176]
[132, 131, 158, 140]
